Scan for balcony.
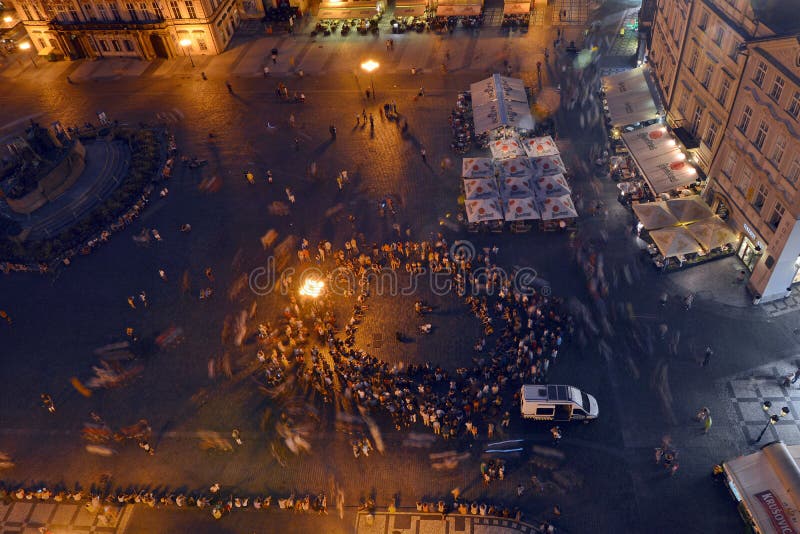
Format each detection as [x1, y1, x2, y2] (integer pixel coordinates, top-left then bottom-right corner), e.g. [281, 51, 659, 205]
[50, 17, 166, 31]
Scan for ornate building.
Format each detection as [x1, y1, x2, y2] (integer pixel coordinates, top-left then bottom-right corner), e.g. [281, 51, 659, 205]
[650, 0, 800, 302]
[12, 0, 240, 60]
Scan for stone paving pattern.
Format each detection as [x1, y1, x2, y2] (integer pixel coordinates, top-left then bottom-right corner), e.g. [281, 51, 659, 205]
[0, 502, 130, 533]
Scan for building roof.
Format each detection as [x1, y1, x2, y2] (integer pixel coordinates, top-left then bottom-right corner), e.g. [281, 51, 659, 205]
[750, 0, 800, 35]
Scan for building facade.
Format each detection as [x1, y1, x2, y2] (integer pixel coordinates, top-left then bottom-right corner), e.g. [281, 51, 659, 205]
[649, 0, 800, 302]
[12, 0, 240, 60]
[706, 37, 800, 302]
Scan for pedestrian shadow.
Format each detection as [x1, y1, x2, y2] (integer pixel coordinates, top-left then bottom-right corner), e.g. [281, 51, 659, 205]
[311, 140, 335, 158]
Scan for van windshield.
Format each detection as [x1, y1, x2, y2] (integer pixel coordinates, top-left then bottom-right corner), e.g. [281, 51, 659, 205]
[581, 392, 591, 412]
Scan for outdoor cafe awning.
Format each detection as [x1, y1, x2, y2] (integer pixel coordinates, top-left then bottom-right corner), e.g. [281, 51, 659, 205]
[436, 4, 482, 16]
[621, 124, 699, 195]
[601, 66, 661, 128]
[649, 226, 703, 258]
[394, 3, 427, 16]
[632, 201, 677, 230]
[621, 124, 678, 164]
[318, 4, 377, 18]
[465, 198, 503, 222]
[503, 1, 531, 15]
[504, 197, 539, 221]
[685, 216, 738, 251]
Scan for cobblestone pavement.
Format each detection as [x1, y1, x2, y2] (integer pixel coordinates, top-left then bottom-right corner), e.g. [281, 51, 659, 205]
[355, 511, 541, 534]
[0, 0, 794, 533]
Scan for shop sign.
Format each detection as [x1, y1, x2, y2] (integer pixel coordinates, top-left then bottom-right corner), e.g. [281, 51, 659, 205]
[755, 490, 798, 534]
[743, 223, 764, 250]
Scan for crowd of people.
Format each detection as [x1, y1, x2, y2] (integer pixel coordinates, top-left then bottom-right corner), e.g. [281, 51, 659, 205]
[254, 233, 573, 449]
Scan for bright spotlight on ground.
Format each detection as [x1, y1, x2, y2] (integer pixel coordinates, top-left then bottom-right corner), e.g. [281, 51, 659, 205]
[299, 278, 324, 298]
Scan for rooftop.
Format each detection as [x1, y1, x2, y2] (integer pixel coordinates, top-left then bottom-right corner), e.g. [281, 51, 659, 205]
[750, 0, 800, 35]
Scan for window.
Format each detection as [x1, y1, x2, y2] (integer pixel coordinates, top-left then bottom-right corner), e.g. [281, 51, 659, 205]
[753, 184, 768, 212]
[754, 121, 769, 151]
[69, 7, 80, 21]
[112, 39, 121, 51]
[698, 11, 708, 30]
[678, 92, 689, 116]
[99, 39, 109, 51]
[125, 2, 138, 20]
[769, 202, 785, 230]
[704, 122, 718, 148]
[535, 406, 555, 416]
[184, 0, 197, 17]
[82, 3, 96, 19]
[139, 2, 150, 19]
[789, 91, 800, 120]
[714, 27, 724, 46]
[152, 1, 163, 18]
[754, 61, 767, 87]
[722, 153, 737, 177]
[730, 40, 742, 59]
[772, 135, 786, 165]
[98, 4, 108, 20]
[701, 64, 713, 88]
[197, 38, 207, 50]
[788, 157, 800, 185]
[691, 105, 703, 137]
[738, 105, 753, 134]
[718, 78, 731, 105]
[37, 38, 46, 49]
[688, 48, 699, 73]
[169, 0, 181, 18]
[21, 4, 33, 19]
[124, 39, 134, 51]
[109, 2, 121, 20]
[769, 76, 785, 102]
[737, 166, 752, 194]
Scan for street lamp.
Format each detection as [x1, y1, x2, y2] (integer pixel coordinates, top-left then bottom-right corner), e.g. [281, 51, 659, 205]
[3, 16, 13, 24]
[360, 59, 379, 99]
[18, 41, 36, 68]
[179, 38, 194, 67]
[753, 401, 790, 443]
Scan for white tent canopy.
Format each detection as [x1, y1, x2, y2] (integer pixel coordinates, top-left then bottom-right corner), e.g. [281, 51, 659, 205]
[462, 157, 495, 178]
[500, 176, 533, 198]
[685, 216, 738, 251]
[531, 154, 566, 176]
[503, 197, 539, 221]
[632, 201, 678, 230]
[621, 124, 680, 164]
[533, 173, 571, 197]
[470, 74, 534, 134]
[523, 135, 559, 157]
[489, 135, 526, 159]
[649, 226, 703, 257]
[665, 196, 714, 224]
[496, 157, 532, 177]
[465, 198, 503, 222]
[538, 194, 578, 220]
[464, 178, 500, 199]
[639, 157, 699, 195]
[601, 67, 660, 128]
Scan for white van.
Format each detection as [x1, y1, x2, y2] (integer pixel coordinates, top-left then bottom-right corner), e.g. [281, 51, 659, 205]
[520, 384, 599, 421]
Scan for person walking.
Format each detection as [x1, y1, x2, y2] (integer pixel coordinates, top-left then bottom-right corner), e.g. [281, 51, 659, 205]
[369, 113, 374, 129]
[702, 409, 713, 434]
[791, 368, 800, 384]
[420, 147, 427, 163]
[232, 429, 243, 445]
[702, 346, 713, 367]
[329, 124, 337, 139]
[225, 81, 234, 94]
[41, 393, 56, 413]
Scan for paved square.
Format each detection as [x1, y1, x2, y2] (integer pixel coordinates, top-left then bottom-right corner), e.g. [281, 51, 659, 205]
[7, 502, 32, 522]
[28, 502, 55, 524]
[51, 504, 77, 524]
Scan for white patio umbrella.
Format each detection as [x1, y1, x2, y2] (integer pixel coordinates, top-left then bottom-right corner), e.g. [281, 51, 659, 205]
[490, 135, 526, 160]
[465, 198, 504, 223]
[523, 136, 560, 158]
[496, 156, 532, 178]
[464, 178, 500, 200]
[533, 173, 571, 197]
[538, 194, 578, 220]
[531, 154, 566, 176]
[503, 197, 540, 221]
[500, 176, 533, 198]
[649, 226, 703, 257]
[462, 157, 495, 178]
[632, 201, 678, 230]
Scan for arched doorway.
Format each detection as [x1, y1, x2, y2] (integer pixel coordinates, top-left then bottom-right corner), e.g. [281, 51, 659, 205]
[69, 34, 88, 58]
[150, 34, 169, 58]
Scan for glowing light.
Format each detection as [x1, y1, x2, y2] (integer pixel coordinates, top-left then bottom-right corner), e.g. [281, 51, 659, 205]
[667, 139, 676, 146]
[676, 152, 686, 161]
[3, 15, 13, 23]
[360, 59, 379, 73]
[688, 167, 697, 174]
[18, 42, 30, 50]
[179, 39, 191, 48]
[299, 278, 325, 298]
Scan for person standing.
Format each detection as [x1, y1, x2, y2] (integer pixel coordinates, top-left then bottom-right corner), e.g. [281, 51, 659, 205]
[550, 425, 562, 445]
[703, 410, 713, 434]
[702, 346, 713, 367]
[232, 429, 243, 445]
[420, 147, 427, 163]
[369, 113, 374, 129]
